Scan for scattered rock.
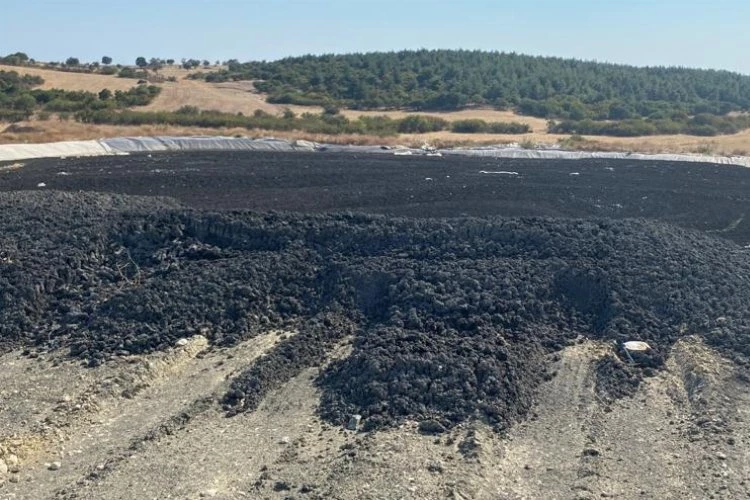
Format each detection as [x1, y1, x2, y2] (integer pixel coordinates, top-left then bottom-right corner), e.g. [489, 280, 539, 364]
[346, 414, 362, 431]
[427, 460, 444, 473]
[0, 459, 7, 474]
[418, 420, 447, 435]
[279, 436, 290, 445]
[175, 338, 189, 347]
[8, 474, 19, 483]
[5, 455, 18, 467]
[273, 481, 291, 491]
[200, 489, 218, 498]
[716, 452, 727, 460]
[48, 461, 62, 471]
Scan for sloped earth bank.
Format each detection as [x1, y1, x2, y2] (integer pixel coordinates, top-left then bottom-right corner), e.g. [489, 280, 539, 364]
[1, 153, 750, 498]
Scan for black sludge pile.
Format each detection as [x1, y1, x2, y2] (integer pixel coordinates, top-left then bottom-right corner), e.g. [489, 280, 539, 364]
[2, 191, 750, 431]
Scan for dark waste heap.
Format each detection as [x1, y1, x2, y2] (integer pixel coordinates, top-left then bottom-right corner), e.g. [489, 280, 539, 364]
[2, 191, 749, 431]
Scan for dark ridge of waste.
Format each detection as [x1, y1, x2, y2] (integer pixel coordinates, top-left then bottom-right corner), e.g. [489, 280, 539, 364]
[2, 191, 750, 431]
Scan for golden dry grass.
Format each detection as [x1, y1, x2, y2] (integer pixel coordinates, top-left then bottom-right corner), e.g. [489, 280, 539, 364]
[2, 64, 750, 156]
[0, 64, 136, 92]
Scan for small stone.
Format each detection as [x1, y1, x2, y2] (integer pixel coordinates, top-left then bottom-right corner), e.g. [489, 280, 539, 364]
[48, 461, 61, 471]
[175, 338, 189, 347]
[8, 474, 19, 483]
[279, 436, 290, 445]
[200, 490, 218, 498]
[346, 415, 362, 431]
[5, 455, 18, 467]
[716, 452, 727, 460]
[8, 465, 20, 474]
[427, 460, 444, 473]
[0, 459, 7, 474]
[418, 420, 446, 435]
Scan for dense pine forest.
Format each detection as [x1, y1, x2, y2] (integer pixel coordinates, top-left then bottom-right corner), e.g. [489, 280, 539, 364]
[196, 49, 750, 121]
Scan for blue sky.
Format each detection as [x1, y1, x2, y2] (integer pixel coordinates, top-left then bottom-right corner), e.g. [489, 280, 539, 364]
[1, 0, 748, 73]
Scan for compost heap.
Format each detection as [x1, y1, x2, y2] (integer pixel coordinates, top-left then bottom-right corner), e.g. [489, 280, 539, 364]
[2, 191, 749, 432]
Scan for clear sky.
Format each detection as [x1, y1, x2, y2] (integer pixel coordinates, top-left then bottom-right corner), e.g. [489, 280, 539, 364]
[2, 0, 748, 73]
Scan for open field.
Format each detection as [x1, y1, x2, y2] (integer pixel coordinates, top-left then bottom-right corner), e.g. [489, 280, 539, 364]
[0, 64, 137, 93]
[3, 64, 750, 155]
[1, 152, 750, 498]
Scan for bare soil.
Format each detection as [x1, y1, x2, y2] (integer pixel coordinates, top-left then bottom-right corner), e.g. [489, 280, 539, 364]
[3, 337, 748, 499]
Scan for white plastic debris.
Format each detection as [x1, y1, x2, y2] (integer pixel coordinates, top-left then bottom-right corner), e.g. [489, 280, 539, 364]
[623, 341, 651, 352]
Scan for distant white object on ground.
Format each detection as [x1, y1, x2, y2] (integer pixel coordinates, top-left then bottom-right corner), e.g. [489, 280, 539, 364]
[623, 341, 651, 352]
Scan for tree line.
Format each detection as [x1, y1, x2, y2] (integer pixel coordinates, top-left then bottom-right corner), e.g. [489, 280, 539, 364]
[192, 49, 750, 120]
[75, 106, 531, 136]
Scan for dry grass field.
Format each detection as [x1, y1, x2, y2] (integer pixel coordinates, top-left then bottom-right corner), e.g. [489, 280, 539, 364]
[2, 63, 750, 155]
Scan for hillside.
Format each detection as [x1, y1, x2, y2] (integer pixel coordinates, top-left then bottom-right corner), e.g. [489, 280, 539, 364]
[3, 54, 750, 155]
[199, 49, 750, 118]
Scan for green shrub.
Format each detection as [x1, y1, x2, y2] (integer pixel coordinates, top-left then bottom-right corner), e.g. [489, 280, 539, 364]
[397, 115, 448, 133]
[451, 119, 487, 133]
[487, 121, 531, 134]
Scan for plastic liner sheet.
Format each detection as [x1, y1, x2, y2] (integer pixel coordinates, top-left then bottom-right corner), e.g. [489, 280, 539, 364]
[0, 140, 119, 162]
[2, 136, 750, 168]
[101, 136, 317, 153]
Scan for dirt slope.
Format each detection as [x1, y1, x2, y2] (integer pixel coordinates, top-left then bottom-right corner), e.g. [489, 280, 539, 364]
[2, 337, 747, 499]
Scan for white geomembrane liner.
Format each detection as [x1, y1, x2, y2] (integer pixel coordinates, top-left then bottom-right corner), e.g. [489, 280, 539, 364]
[1, 136, 750, 167]
[0, 140, 120, 162]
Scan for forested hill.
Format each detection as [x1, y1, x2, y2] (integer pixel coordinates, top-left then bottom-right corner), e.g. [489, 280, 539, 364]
[195, 49, 750, 119]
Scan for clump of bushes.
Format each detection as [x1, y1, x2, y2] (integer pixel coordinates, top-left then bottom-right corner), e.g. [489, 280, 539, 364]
[0, 70, 161, 122]
[397, 115, 448, 133]
[451, 119, 530, 134]
[549, 113, 750, 137]
[74, 107, 533, 137]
